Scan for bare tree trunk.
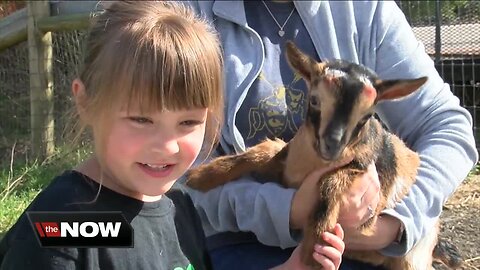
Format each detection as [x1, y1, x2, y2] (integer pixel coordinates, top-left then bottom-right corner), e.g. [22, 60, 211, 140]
[27, 0, 54, 159]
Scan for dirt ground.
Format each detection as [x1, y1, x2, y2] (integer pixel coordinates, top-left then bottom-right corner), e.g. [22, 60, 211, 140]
[436, 174, 480, 269]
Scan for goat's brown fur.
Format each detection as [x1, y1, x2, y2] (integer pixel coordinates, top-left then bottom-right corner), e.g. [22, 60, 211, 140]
[186, 41, 462, 269]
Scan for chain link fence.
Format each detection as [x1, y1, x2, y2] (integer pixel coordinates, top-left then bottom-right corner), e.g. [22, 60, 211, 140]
[0, 1, 479, 165]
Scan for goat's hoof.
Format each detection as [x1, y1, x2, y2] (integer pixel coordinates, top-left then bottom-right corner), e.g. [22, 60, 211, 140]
[185, 169, 226, 192]
[433, 238, 463, 269]
[185, 176, 210, 192]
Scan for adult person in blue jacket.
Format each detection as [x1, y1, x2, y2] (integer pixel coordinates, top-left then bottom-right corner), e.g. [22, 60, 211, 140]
[182, 1, 478, 269]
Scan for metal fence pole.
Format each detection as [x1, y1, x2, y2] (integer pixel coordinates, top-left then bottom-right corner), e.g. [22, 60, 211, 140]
[434, 0, 442, 64]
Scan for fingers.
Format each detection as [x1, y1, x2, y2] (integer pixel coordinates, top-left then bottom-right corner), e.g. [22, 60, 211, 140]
[338, 162, 381, 228]
[323, 155, 355, 174]
[323, 224, 345, 254]
[311, 224, 345, 270]
[333, 223, 345, 242]
[334, 154, 355, 168]
[312, 252, 337, 270]
[305, 155, 354, 185]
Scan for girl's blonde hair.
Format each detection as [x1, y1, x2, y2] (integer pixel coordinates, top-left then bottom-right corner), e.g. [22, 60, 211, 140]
[73, 1, 223, 158]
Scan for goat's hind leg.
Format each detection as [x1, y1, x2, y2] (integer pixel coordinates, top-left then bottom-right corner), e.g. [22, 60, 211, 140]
[186, 138, 287, 192]
[391, 221, 439, 270]
[433, 237, 463, 269]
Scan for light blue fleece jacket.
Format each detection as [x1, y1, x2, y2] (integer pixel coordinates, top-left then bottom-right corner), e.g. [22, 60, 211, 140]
[183, 0, 478, 256]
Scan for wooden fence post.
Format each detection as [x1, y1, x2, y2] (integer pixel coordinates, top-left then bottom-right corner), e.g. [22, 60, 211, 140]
[27, 0, 54, 159]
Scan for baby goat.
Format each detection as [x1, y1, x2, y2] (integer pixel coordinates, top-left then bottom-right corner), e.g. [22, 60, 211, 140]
[186, 41, 461, 270]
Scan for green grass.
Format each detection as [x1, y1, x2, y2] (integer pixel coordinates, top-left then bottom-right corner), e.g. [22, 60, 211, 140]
[468, 161, 480, 176]
[0, 146, 90, 238]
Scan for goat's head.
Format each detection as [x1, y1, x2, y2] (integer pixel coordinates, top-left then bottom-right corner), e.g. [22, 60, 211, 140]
[285, 41, 427, 161]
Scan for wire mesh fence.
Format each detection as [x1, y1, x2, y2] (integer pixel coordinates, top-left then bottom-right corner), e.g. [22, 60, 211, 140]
[398, 0, 480, 145]
[0, 40, 29, 162]
[0, 1, 479, 164]
[0, 30, 87, 164]
[50, 30, 88, 141]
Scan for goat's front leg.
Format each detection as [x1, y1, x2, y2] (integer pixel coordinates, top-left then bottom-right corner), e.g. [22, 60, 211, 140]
[301, 197, 341, 269]
[186, 138, 287, 192]
[300, 171, 355, 268]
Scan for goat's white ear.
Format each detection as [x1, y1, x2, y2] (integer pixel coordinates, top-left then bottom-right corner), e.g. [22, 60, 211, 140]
[285, 41, 323, 82]
[374, 77, 427, 101]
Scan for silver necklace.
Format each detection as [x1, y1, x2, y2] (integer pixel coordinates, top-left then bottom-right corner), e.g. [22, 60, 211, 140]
[261, 1, 296, 37]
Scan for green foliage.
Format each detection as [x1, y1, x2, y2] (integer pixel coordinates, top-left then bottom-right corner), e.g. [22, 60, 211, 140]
[469, 162, 480, 176]
[397, 0, 480, 26]
[0, 146, 90, 237]
[0, 190, 39, 239]
[0, 92, 30, 140]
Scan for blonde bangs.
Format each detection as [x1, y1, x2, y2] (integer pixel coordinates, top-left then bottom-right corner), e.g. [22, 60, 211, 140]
[84, 2, 223, 116]
[75, 1, 224, 157]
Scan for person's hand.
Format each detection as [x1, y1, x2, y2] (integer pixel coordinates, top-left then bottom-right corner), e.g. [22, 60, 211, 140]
[311, 224, 345, 270]
[271, 224, 345, 270]
[290, 157, 354, 230]
[335, 162, 402, 250]
[337, 162, 381, 230]
[343, 214, 402, 250]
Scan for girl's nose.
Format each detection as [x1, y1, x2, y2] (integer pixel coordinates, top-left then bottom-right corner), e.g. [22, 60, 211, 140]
[151, 134, 180, 155]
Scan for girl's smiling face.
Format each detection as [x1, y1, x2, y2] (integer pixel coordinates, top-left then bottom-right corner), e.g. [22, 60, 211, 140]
[69, 1, 224, 202]
[92, 106, 207, 202]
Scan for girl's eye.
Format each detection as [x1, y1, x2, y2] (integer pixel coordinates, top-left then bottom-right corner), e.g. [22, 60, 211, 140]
[180, 120, 204, 127]
[128, 117, 152, 124]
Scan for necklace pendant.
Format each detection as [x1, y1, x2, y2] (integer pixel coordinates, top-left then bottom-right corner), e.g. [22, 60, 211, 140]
[278, 29, 285, 37]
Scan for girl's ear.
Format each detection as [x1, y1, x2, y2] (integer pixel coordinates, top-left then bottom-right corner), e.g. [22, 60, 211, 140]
[72, 79, 89, 122]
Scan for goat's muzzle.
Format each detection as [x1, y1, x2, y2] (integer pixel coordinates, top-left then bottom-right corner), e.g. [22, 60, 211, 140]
[318, 127, 346, 161]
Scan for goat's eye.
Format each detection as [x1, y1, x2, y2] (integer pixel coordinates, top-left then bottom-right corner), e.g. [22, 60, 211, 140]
[350, 113, 373, 140]
[357, 118, 367, 127]
[310, 95, 320, 107]
[357, 114, 373, 127]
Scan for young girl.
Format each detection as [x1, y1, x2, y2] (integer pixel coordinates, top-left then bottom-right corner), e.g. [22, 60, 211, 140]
[0, 1, 344, 270]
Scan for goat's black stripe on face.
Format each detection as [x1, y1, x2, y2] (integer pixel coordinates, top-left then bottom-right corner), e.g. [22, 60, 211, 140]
[326, 77, 365, 133]
[307, 105, 321, 141]
[320, 76, 367, 154]
[351, 113, 372, 140]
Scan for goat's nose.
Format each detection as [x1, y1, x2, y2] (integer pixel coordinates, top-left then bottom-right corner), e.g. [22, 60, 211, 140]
[324, 131, 342, 152]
